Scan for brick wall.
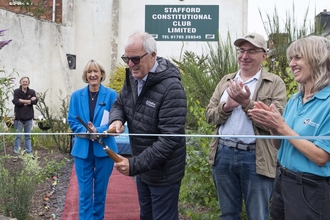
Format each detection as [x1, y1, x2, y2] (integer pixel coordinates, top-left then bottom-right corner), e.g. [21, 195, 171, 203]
[0, 0, 62, 23]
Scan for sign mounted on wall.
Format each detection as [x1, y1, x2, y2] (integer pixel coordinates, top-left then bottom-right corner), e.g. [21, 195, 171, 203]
[145, 5, 219, 41]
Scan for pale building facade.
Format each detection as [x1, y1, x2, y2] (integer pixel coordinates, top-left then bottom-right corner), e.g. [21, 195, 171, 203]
[0, 0, 248, 117]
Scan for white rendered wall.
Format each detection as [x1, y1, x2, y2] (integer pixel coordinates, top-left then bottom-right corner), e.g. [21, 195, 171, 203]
[0, 0, 247, 117]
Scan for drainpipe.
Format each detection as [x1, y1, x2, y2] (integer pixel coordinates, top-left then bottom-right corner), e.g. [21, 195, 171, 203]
[52, 0, 56, 22]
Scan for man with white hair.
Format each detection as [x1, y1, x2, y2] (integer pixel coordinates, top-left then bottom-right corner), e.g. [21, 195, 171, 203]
[109, 31, 187, 220]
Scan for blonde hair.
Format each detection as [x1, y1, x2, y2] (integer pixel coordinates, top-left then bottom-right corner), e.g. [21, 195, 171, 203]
[286, 36, 330, 98]
[82, 59, 106, 83]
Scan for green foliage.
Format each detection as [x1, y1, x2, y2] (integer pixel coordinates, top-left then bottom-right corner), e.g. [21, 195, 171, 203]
[173, 52, 208, 128]
[206, 33, 239, 85]
[108, 64, 126, 93]
[41, 156, 69, 178]
[0, 120, 15, 153]
[260, 5, 316, 99]
[173, 35, 238, 129]
[0, 61, 17, 152]
[35, 90, 71, 153]
[32, 126, 53, 150]
[0, 63, 18, 121]
[0, 152, 68, 220]
[179, 99, 219, 218]
[32, 0, 51, 18]
[173, 51, 210, 103]
[0, 153, 44, 219]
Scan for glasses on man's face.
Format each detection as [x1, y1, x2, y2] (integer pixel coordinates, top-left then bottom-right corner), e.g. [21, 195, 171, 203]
[236, 48, 265, 55]
[121, 53, 148, 65]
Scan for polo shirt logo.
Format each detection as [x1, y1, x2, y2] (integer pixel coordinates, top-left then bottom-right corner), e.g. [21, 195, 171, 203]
[303, 118, 319, 128]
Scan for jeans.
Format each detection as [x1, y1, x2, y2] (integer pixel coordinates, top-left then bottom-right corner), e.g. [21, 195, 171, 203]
[14, 119, 32, 154]
[271, 166, 330, 220]
[212, 143, 274, 220]
[136, 176, 181, 220]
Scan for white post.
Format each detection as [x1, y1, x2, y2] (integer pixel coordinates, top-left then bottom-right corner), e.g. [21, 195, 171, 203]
[52, 0, 56, 22]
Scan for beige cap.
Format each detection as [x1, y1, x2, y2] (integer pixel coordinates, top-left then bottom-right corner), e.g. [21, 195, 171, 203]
[234, 32, 267, 51]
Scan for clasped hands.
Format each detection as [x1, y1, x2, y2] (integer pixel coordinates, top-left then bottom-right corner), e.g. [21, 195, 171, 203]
[225, 80, 285, 134]
[224, 79, 250, 112]
[248, 101, 285, 135]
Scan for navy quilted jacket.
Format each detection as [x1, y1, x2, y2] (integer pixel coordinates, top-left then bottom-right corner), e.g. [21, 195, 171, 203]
[110, 57, 187, 186]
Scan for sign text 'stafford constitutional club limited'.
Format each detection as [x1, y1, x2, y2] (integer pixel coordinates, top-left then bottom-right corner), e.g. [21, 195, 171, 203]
[145, 5, 219, 41]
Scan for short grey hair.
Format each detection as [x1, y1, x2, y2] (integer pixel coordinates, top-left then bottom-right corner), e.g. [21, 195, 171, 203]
[124, 32, 157, 54]
[19, 76, 30, 84]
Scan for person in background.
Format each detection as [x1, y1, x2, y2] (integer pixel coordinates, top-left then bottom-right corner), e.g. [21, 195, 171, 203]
[205, 32, 287, 219]
[68, 60, 118, 220]
[12, 76, 38, 154]
[248, 35, 330, 220]
[108, 31, 187, 220]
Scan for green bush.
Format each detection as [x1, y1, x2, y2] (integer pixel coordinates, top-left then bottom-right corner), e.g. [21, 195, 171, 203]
[0, 152, 67, 220]
[173, 35, 238, 129]
[108, 64, 126, 93]
[179, 99, 219, 218]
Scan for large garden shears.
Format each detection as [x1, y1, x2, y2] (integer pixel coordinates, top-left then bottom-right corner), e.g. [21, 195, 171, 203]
[75, 115, 122, 162]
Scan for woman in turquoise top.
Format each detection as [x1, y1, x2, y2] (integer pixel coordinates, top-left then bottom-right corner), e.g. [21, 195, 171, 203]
[248, 35, 330, 220]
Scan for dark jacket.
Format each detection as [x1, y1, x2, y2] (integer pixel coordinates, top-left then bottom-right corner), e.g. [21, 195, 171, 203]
[110, 57, 187, 186]
[12, 86, 38, 121]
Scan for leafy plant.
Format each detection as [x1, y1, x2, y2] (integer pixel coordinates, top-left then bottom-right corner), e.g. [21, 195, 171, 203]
[260, 5, 316, 99]
[0, 153, 41, 220]
[35, 90, 71, 153]
[173, 34, 238, 129]
[0, 63, 18, 122]
[0, 29, 15, 152]
[32, 0, 50, 18]
[108, 64, 126, 93]
[32, 126, 53, 150]
[0, 152, 68, 220]
[179, 99, 219, 218]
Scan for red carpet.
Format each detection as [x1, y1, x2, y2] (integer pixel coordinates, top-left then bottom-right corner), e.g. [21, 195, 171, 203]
[62, 165, 140, 220]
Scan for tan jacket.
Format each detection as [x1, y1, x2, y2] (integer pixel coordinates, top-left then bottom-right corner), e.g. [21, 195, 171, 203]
[206, 68, 287, 178]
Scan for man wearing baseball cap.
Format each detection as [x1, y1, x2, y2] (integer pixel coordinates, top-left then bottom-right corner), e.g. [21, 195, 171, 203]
[206, 32, 287, 219]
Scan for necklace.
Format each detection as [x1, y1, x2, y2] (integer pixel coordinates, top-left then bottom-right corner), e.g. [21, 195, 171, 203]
[89, 91, 98, 101]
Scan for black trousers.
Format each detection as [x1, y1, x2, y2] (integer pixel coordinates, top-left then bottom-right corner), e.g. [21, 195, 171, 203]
[136, 176, 181, 220]
[271, 166, 330, 220]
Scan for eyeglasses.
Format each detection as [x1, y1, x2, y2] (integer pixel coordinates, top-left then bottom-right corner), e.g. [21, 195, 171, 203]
[121, 53, 148, 65]
[236, 48, 265, 55]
